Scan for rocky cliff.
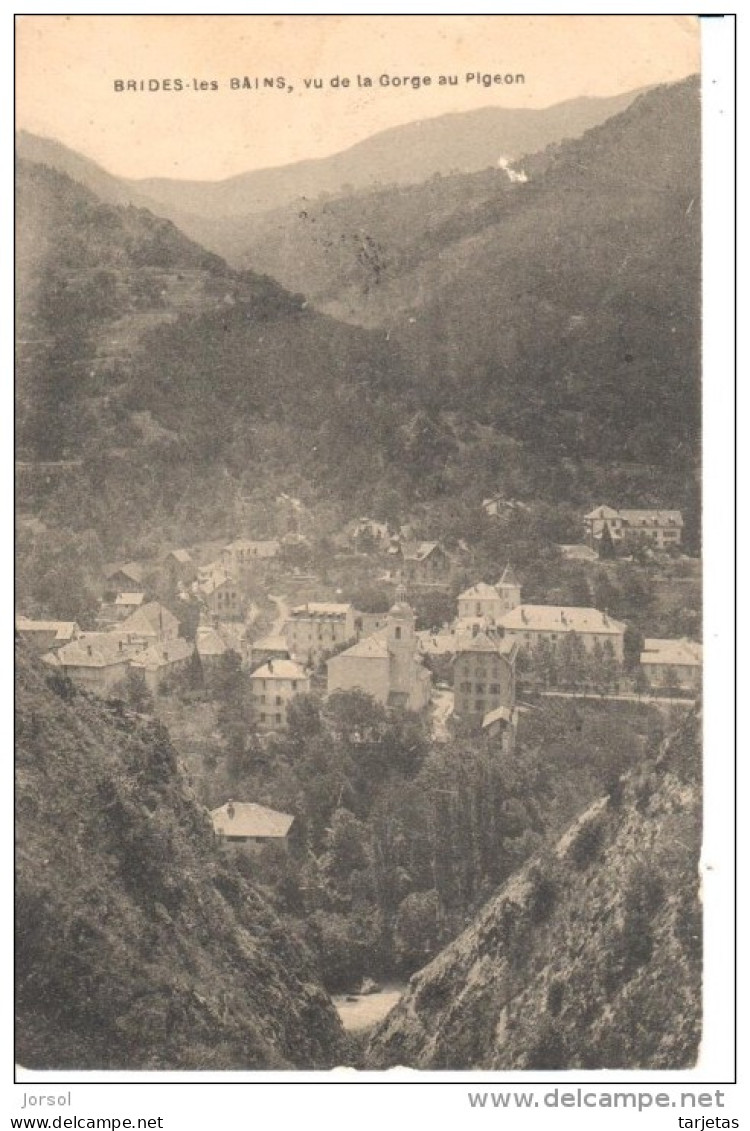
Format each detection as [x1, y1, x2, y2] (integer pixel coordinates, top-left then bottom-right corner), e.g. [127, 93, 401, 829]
[366, 710, 702, 1070]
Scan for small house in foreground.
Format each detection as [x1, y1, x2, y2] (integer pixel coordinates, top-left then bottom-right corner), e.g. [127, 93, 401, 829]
[210, 800, 295, 851]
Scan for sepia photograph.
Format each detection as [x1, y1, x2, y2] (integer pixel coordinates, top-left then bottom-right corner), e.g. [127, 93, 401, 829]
[12, 12, 730, 1082]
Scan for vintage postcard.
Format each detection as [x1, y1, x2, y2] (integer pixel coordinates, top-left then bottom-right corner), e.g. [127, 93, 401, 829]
[13, 12, 734, 1088]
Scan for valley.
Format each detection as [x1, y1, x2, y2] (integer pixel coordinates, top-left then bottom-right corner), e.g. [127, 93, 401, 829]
[15, 73, 704, 1071]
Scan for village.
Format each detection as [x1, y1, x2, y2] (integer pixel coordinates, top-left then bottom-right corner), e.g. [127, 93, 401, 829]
[17, 500, 701, 868]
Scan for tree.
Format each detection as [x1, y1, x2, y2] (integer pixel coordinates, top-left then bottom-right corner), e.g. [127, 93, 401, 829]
[598, 522, 616, 559]
[412, 590, 456, 633]
[623, 624, 644, 672]
[394, 890, 441, 972]
[558, 631, 587, 688]
[285, 693, 323, 752]
[323, 808, 370, 882]
[323, 689, 388, 747]
[113, 668, 154, 714]
[212, 651, 257, 775]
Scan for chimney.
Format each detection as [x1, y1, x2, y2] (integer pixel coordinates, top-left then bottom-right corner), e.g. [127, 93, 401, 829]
[268, 660, 274, 674]
[118, 640, 123, 652]
[87, 644, 93, 657]
[227, 800, 235, 820]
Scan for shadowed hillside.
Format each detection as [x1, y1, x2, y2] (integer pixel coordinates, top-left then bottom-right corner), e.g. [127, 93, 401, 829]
[15, 643, 348, 1070]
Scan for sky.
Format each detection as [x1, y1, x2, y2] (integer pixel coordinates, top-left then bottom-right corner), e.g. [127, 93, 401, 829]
[15, 14, 700, 181]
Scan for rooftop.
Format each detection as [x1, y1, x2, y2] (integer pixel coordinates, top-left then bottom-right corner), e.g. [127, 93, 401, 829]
[16, 617, 79, 641]
[641, 638, 703, 666]
[195, 627, 228, 657]
[211, 801, 295, 840]
[331, 632, 390, 661]
[458, 582, 500, 601]
[251, 634, 289, 653]
[104, 561, 144, 583]
[119, 601, 180, 637]
[456, 630, 518, 657]
[251, 659, 308, 680]
[482, 705, 513, 728]
[402, 541, 440, 561]
[498, 605, 626, 634]
[114, 592, 145, 607]
[45, 632, 131, 668]
[130, 638, 194, 671]
[289, 602, 352, 619]
[498, 564, 521, 588]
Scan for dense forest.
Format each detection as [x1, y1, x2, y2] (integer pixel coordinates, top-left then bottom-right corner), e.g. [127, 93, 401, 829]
[16, 78, 700, 566]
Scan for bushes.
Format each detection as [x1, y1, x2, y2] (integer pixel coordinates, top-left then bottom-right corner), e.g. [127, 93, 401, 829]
[568, 814, 607, 870]
[526, 863, 560, 924]
[546, 978, 565, 1017]
[603, 865, 666, 994]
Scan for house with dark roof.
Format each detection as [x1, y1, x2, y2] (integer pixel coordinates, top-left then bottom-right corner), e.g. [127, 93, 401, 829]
[196, 567, 244, 621]
[394, 541, 449, 586]
[103, 562, 145, 594]
[165, 548, 197, 587]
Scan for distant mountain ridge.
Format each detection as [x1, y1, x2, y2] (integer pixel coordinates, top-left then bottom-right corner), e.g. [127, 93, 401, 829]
[15, 76, 701, 551]
[129, 90, 648, 219]
[17, 87, 646, 230]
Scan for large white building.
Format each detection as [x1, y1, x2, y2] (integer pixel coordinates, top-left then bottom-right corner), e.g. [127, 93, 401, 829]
[584, 506, 683, 551]
[497, 605, 627, 663]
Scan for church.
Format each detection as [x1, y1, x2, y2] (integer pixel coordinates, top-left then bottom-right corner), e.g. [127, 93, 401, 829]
[326, 589, 432, 712]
